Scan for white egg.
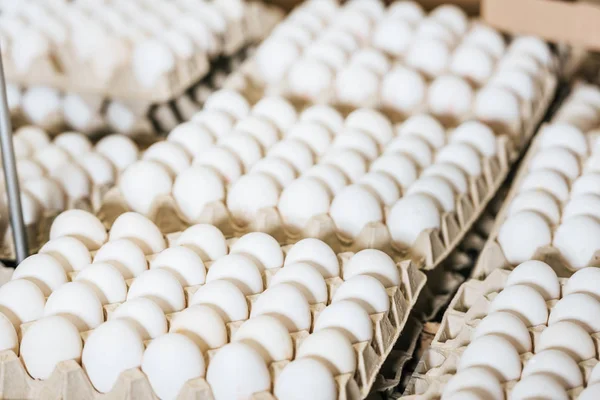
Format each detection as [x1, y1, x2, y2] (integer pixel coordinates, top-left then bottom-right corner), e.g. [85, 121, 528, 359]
[405, 37, 450, 77]
[537, 321, 595, 361]
[371, 17, 413, 57]
[20, 316, 82, 380]
[549, 293, 600, 333]
[127, 269, 185, 313]
[314, 300, 372, 343]
[50, 162, 92, 201]
[234, 116, 280, 150]
[505, 260, 559, 300]
[252, 96, 298, 134]
[422, 163, 468, 194]
[538, 123, 587, 156]
[82, 319, 144, 393]
[463, 23, 506, 59]
[563, 194, 600, 221]
[332, 129, 380, 161]
[33, 145, 70, 173]
[77, 152, 115, 187]
[173, 166, 225, 223]
[498, 211, 552, 264]
[227, 173, 281, 225]
[93, 239, 147, 280]
[74, 263, 127, 305]
[251, 283, 311, 332]
[23, 177, 66, 212]
[150, 246, 206, 287]
[387, 1, 425, 25]
[110, 298, 167, 340]
[381, 66, 426, 114]
[351, 48, 390, 76]
[206, 343, 271, 400]
[267, 139, 315, 172]
[490, 284, 548, 326]
[474, 86, 522, 135]
[436, 143, 482, 177]
[232, 315, 293, 362]
[287, 121, 333, 156]
[192, 109, 235, 139]
[132, 39, 175, 88]
[359, 171, 401, 206]
[451, 121, 497, 157]
[427, 75, 473, 119]
[387, 194, 442, 248]
[251, 157, 297, 188]
[206, 254, 263, 295]
[304, 164, 348, 196]
[274, 358, 337, 400]
[0, 279, 45, 327]
[529, 147, 580, 181]
[510, 374, 568, 400]
[204, 89, 250, 121]
[256, 36, 302, 85]
[12, 254, 67, 296]
[109, 212, 166, 255]
[54, 132, 92, 157]
[95, 134, 139, 171]
[169, 305, 227, 352]
[518, 169, 570, 203]
[335, 65, 380, 106]
[564, 267, 600, 300]
[343, 249, 399, 288]
[473, 311, 531, 353]
[580, 384, 600, 400]
[490, 67, 539, 104]
[119, 161, 173, 216]
[142, 333, 205, 400]
[450, 45, 494, 85]
[230, 232, 283, 270]
[278, 177, 331, 232]
[270, 262, 327, 304]
[323, 150, 368, 182]
[332, 274, 389, 314]
[300, 104, 344, 134]
[15, 126, 50, 150]
[369, 153, 418, 190]
[397, 114, 446, 149]
[407, 176, 456, 212]
[167, 122, 215, 158]
[303, 42, 347, 72]
[508, 190, 560, 225]
[330, 184, 383, 239]
[194, 146, 243, 184]
[457, 335, 521, 381]
[441, 367, 504, 400]
[414, 19, 456, 47]
[173, 224, 228, 262]
[284, 238, 339, 278]
[44, 281, 103, 331]
[219, 133, 264, 171]
[0, 312, 18, 354]
[39, 237, 91, 272]
[509, 36, 553, 67]
[296, 327, 356, 374]
[522, 349, 582, 388]
[345, 108, 394, 147]
[553, 215, 600, 269]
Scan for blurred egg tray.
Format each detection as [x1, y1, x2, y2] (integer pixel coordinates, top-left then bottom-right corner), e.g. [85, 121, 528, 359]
[8, 46, 259, 140]
[0, 0, 284, 103]
[1, 210, 427, 399]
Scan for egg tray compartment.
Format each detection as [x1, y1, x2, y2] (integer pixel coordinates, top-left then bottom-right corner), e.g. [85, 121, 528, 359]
[2, 2, 282, 103]
[0, 253, 426, 400]
[472, 122, 600, 280]
[8, 46, 259, 137]
[402, 269, 600, 399]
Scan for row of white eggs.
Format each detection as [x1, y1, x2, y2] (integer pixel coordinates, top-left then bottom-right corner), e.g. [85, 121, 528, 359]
[2, 210, 403, 399]
[435, 261, 600, 399]
[498, 119, 600, 268]
[554, 83, 600, 132]
[1, 0, 245, 87]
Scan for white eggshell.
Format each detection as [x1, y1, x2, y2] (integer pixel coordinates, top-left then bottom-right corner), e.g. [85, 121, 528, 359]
[359, 171, 401, 206]
[333, 129, 380, 161]
[510, 374, 568, 400]
[227, 173, 281, 225]
[564, 267, 600, 301]
[44, 281, 103, 331]
[267, 139, 315, 172]
[405, 37, 450, 77]
[571, 174, 600, 197]
[490, 284, 548, 326]
[190, 280, 248, 322]
[498, 211, 552, 264]
[381, 65, 426, 114]
[519, 169, 570, 203]
[509, 36, 553, 67]
[109, 298, 166, 340]
[167, 122, 215, 158]
[203, 89, 250, 120]
[427, 75, 473, 119]
[206, 254, 263, 295]
[21, 316, 82, 380]
[369, 153, 418, 190]
[75, 262, 127, 305]
[219, 133, 263, 171]
[464, 24, 506, 59]
[314, 300, 372, 343]
[12, 254, 68, 296]
[351, 48, 390, 76]
[385, 136, 433, 169]
[0, 312, 18, 353]
[142, 141, 191, 175]
[49, 209, 107, 250]
[39, 237, 91, 272]
[284, 238, 339, 278]
[206, 343, 271, 400]
[508, 190, 560, 225]
[230, 232, 283, 270]
[472, 311, 531, 353]
[234, 116, 280, 150]
[506, 260, 559, 300]
[287, 121, 332, 156]
[33, 145, 70, 173]
[537, 321, 595, 361]
[270, 262, 327, 304]
[109, 212, 166, 255]
[335, 65, 380, 106]
[252, 96, 297, 133]
[22, 177, 66, 212]
[343, 249, 399, 288]
[553, 215, 600, 269]
[305, 164, 348, 196]
[127, 269, 185, 313]
[95, 134, 139, 171]
[474, 87, 521, 135]
[529, 147, 580, 181]
[397, 114, 446, 149]
[422, 163, 468, 194]
[450, 121, 497, 157]
[251, 283, 311, 332]
[233, 315, 293, 362]
[174, 224, 228, 262]
[436, 143, 482, 177]
[288, 58, 333, 99]
[323, 150, 368, 182]
[50, 162, 91, 200]
[93, 239, 147, 280]
[296, 327, 356, 374]
[563, 194, 600, 221]
[169, 304, 227, 352]
[457, 335, 521, 381]
[407, 176, 456, 212]
[522, 349, 582, 388]
[172, 166, 225, 223]
[194, 146, 243, 185]
[372, 18, 413, 57]
[82, 319, 144, 393]
[450, 45, 494, 85]
[0, 279, 45, 327]
[54, 132, 92, 157]
[387, 194, 441, 248]
[300, 104, 344, 134]
[278, 177, 332, 232]
[150, 246, 206, 287]
[16, 126, 50, 150]
[441, 367, 504, 400]
[330, 185, 383, 239]
[77, 153, 115, 187]
[191, 110, 235, 139]
[274, 358, 337, 400]
[548, 293, 600, 333]
[119, 161, 173, 216]
[142, 333, 205, 400]
[332, 275, 389, 314]
[251, 157, 297, 188]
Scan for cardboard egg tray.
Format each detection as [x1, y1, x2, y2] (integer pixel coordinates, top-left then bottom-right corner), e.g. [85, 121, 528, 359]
[402, 267, 600, 399]
[472, 107, 600, 280]
[0, 232, 427, 400]
[2, 1, 283, 103]
[8, 46, 258, 137]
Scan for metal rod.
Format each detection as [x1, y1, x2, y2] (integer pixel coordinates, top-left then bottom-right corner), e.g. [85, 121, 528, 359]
[0, 50, 27, 263]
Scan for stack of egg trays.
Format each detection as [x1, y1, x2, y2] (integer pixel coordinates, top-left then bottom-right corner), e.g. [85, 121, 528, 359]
[1, 0, 282, 102]
[0, 213, 427, 399]
[472, 81, 600, 280]
[7, 46, 260, 137]
[401, 266, 599, 399]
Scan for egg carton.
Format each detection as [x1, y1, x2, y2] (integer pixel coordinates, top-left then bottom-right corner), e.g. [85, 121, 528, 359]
[401, 269, 600, 399]
[472, 120, 600, 280]
[2, 1, 283, 103]
[0, 248, 427, 400]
